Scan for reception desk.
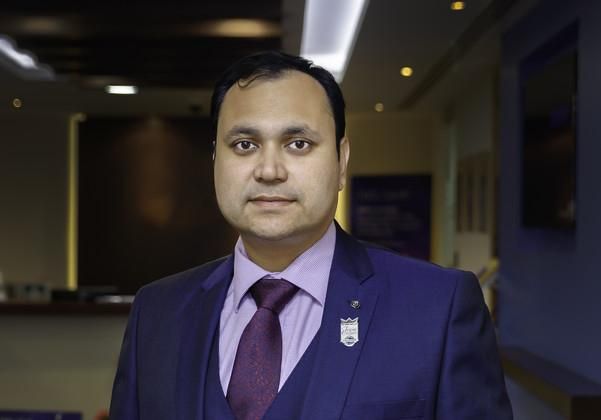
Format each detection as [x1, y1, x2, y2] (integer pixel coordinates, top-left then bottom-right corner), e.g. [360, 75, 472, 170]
[0, 302, 131, 316]
[0, 303, 130, 420]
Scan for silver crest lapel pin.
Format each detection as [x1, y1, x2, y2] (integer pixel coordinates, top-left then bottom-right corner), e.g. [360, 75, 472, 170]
[340, 317, 359, 347]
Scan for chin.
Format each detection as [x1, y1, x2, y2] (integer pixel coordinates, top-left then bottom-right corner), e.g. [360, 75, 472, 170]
[247, 227, 296, 242]
[239, 220, 304, 242]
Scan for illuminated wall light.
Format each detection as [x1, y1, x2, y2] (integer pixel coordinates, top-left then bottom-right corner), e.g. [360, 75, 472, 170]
[105, 85, 138, 95]
[451, 1, 466, 11]
[374, 102, 384, 112]
[11, 98, 22, 109]
[67, 112, 86, 291]
[400, 67, 413, 77]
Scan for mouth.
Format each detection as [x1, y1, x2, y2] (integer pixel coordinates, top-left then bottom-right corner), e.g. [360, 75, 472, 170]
[249, 195, 295, 208]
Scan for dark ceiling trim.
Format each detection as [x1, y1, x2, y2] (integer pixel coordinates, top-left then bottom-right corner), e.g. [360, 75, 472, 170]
[400, 0, 520, 109]
[0, 2, 281, 19]
[0, 1, 284, 88]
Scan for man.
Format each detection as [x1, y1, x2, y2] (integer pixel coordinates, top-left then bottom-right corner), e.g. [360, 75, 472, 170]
[110, 51, 512, 419]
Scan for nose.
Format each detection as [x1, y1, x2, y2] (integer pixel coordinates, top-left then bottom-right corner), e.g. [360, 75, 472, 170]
[253, 145, 288, 183]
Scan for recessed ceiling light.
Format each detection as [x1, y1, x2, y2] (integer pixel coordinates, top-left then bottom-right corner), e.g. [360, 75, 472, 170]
[400, 67, 413, 77]
[374, 102, 384, 112]
[450, 1, 466, 11]
[105, 85, 138, 95]
[12, 98, 22, 109]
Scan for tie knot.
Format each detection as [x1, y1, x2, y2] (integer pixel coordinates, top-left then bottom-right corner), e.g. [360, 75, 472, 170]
[251, 278, 299, 314]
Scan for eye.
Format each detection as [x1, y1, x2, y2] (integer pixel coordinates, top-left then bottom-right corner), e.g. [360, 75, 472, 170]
[233, 140, 258, 153]
[287, 139, 311, 152]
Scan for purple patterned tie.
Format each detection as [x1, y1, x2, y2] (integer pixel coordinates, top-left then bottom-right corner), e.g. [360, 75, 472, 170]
[226, 278, 299, 420]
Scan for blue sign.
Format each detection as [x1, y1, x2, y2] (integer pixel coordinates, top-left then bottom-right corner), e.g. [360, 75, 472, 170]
[351, 175, 431, 260]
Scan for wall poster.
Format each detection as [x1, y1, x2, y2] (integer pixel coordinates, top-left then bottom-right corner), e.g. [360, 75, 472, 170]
[351, 175, 431, 260]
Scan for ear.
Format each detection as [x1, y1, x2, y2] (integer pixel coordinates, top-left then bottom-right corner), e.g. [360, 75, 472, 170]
[338, 136, 350, 191]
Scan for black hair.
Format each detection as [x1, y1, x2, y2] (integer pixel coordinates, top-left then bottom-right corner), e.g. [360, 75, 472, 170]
[210, 51, 346, 155]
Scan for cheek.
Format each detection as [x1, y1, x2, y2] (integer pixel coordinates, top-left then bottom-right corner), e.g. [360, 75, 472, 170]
[299, 161, 341, 203]
[214, 160, 236, 204]
[213, 163, 226, 197]
[215, 157, 240, 187]
[214, 159, 252, 208]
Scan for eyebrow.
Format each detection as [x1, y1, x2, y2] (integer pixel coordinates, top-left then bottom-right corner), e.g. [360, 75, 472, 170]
[223, 125, 261, 140]
[282, 125, 322, 140]
[222, 123, 322, 143]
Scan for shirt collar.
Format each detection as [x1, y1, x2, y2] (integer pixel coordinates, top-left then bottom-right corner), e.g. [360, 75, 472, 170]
[231, 222, 336, 311]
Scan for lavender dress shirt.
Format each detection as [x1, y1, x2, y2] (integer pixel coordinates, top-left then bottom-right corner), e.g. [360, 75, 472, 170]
[218, 222, 336, 394]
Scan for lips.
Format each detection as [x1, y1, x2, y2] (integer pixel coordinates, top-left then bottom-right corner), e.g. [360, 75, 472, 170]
[249, 195, 295, 207]
[251, 195, 292, 202]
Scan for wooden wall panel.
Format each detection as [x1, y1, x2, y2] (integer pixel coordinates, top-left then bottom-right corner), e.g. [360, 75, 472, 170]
[78, 116, 236, 294]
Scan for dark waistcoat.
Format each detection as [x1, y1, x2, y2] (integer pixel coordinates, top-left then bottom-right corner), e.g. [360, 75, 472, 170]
[203, 325, 321, 420]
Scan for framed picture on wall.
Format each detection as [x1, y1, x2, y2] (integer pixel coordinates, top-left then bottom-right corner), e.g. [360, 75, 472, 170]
[350, 175, 431, 260]
[457, 152, 493, 235]
[520, 22, 578, 230]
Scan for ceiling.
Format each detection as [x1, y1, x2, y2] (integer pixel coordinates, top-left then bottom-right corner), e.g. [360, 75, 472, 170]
[0, 0, 282, 88]
[0, 0, 539, 115]
[342, 0, 542, 112]
[343, 0, 491, 111]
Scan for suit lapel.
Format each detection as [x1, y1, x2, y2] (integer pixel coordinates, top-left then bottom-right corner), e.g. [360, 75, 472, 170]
[301, 225, 378, 420]
[175, 256, 234, 420]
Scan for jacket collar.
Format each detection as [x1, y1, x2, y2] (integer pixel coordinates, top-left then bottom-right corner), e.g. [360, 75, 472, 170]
[175, 255, 234, 420]
[298, 222, 379, 419]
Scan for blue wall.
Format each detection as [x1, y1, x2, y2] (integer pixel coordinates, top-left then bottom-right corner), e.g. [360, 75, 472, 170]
[499, 0, 601, 387]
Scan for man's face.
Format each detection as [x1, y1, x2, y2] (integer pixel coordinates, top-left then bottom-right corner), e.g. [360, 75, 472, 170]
[214, 70, 349, 247]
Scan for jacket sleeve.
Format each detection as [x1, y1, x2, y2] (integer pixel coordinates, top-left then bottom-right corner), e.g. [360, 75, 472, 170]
[109, 287, 145, 420]
[436, 271, 513, 419]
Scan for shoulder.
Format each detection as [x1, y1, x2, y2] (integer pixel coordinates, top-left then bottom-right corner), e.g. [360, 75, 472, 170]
[360, 240, 476, 293]
[356, 240, 483, 325]
[135, 255, 231, 304]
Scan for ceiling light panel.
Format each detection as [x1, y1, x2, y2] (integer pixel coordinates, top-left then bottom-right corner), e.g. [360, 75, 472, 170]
[0, 36, 37, 69]
[301, 0, 370, 82]
[0, 34, 54, 80]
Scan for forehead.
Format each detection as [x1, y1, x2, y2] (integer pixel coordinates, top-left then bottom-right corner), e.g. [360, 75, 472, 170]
[217, 70, 334, 134]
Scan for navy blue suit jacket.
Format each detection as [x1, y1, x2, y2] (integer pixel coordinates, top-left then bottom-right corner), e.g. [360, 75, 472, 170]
[110, 225, 512, 419]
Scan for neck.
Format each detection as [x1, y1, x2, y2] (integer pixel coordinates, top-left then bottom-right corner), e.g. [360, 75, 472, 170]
[241, 225, 331, 272]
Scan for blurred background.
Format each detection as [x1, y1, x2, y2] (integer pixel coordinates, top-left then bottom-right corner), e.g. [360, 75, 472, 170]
[0, 0, 600, 418]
